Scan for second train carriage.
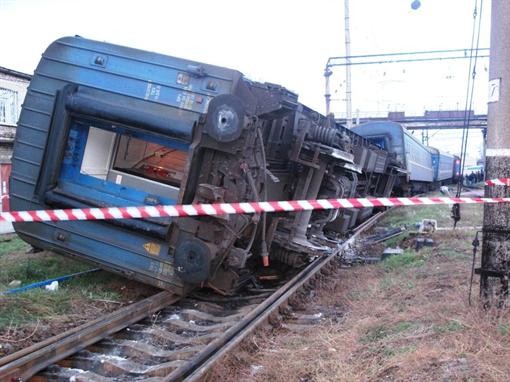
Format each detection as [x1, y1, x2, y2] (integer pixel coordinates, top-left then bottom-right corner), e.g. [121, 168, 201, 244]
[428, 147, 459, 184]
[11, 36, 402, 295]
[351, 121, 433, 194]
[351, 121, 460, 194]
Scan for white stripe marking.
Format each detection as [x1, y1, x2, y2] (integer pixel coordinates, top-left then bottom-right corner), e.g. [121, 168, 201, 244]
[144, 206, 161, 218]
[36, 211, 51, 221]
[338, 199, 354, 208]
[55, 210, 69, 220]
[163, 206, 179, 217]
[378, 198, 395, 207]
[397, 198, 418, 206]
[238, 203, 256, 213]
[317, 200, 334, 209]
[258, 202, 275, 212]
[278, 201, 294, 211]
[90, 209, 105, 220]
[486, 148, 510, 157]
[108, 208, 123, 219]
[183, 205, 198, 216]
[19, 211, 34, 221]
[357, 198, 374, 207]
[72, 209, 87, 220]
[297, 200, 314, 210]
[219, 203, 236, 214]
[201, 204, 217, 215]
[125, 207, 142, 218]
[3, 212, 16, 222]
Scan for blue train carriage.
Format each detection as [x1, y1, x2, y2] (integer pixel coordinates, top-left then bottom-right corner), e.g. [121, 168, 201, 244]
[428, 146, 456, 184]
[351, 121, 433, 194]
[11, 36, 375, 296]
[10, 36, 252, 295]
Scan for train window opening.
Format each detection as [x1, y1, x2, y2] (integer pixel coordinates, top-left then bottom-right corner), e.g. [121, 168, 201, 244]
[112, 135, 187, 188]
[50, 119, 191, 208]
[368, 137, 387, 150]
[80, 126, 187, 190]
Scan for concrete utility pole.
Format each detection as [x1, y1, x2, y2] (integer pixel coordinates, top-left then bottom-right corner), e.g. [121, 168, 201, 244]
[480, 0, 510, 307]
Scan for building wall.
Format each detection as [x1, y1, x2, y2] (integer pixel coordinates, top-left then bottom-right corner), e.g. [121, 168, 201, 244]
[0, 68, 30, 216]
[0, 72, 28, 128]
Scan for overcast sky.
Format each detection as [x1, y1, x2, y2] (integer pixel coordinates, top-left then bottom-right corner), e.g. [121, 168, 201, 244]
[0, 0, 491, 163]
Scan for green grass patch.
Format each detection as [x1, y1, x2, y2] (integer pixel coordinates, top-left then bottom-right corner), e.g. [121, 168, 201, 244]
[380, 203, 483, 229]
[381, 251, 425, 271]
[361, 321, 416, 343]
[382, 344, 417, 357]
[0, 236, 30, 256]
[381, 205, 448, 228]
[497, 323, 510, 336]
[441, 249, 467, 259]
[0, 255, 92, 289]
[0, 289, 71, 329]
[0, 269, 125, 330]
[433, 320, 465, 334]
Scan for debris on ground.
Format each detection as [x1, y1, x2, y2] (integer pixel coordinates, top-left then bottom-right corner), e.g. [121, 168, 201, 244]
[381, 246, 404, 260]
[418, 218, 437, 233]
[364, 226, 407, 244]
[44, 280, 59, 292]
[415, 237, 434, 250]
[440, 186, 451, 196]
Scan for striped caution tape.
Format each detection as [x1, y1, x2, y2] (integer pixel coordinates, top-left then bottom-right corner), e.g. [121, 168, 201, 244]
[485, 178, 510, 186]
[3, 196, 510, 223]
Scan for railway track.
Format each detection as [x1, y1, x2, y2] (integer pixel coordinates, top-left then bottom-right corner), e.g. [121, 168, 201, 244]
[0, 211, 385, 382]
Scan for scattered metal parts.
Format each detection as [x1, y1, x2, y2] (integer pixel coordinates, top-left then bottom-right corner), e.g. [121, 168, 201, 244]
[418, 219, 438, 233]
[364, 226, 406, 244]
[381, 247, 404, 260]
[415, 238, 434, 250]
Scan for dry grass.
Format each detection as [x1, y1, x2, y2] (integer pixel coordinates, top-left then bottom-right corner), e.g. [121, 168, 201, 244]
[208, 205, 510, 382]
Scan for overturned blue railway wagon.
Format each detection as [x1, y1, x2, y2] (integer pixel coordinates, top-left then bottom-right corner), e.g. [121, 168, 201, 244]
[11, 37, 401, 295]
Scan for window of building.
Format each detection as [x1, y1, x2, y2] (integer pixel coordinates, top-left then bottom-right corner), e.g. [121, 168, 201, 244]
[0, 87, 18, 125]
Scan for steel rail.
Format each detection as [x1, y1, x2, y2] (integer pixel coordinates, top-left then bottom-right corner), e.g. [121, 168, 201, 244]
[176, 210, 387, 382]
[0, 291, 179, 381]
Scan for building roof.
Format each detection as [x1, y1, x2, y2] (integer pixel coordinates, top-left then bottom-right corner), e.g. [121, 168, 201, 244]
[0, 66, 32, 81]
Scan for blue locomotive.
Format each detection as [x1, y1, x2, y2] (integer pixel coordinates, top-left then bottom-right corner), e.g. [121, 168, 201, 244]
[10, 37, 402, 295]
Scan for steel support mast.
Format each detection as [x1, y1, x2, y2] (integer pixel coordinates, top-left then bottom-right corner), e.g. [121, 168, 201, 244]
[479, 0, 510, 307]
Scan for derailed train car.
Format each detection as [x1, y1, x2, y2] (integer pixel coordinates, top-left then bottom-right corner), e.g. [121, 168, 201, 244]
[11, 37, 402, 295]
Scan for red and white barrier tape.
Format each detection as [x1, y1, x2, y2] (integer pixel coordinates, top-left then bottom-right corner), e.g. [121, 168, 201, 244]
[485, 178, 510, 186]
[4, 196, 510, 223]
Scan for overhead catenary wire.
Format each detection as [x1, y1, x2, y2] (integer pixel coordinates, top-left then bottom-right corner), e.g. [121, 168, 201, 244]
[452, 0, 484, 228]
[456, 0, 484, 198]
